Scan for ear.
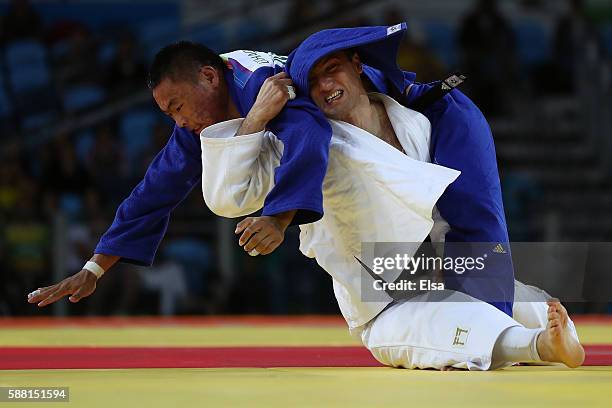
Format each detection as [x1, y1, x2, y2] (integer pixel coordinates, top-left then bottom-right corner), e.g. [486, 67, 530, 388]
[199, 66, 220, 88]
[351, 53, 363, 75]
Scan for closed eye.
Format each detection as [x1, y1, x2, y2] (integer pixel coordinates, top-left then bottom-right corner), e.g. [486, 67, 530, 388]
[176, 104, 183, 113]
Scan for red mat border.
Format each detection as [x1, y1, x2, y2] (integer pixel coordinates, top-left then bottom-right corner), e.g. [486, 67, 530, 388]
[0, 346, 379, 369]
[1, 345, 610, 370]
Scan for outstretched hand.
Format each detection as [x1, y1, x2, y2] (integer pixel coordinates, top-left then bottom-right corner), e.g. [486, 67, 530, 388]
[27, 270, 98, 307]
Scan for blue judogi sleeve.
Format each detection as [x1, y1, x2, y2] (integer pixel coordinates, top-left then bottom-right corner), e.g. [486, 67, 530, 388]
[286, 23, 514, 316]
[95, 125, 202, 266]
[264, 97, 331, 219]
[222, 55, 331, 225]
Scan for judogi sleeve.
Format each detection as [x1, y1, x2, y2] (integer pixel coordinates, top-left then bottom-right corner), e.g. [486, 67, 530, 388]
[200, 119, 280, 217]
[261, 95, 331, 225]
[94, 125, 201, 266]
[225, 59, 331, 226]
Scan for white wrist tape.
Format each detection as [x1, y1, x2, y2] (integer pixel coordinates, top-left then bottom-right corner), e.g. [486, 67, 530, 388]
[83, 261, 105, 279]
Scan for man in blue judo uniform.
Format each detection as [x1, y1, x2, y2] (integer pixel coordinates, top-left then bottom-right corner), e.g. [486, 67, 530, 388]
[28, 24, 513, 318]
[27, 43, 330, 306]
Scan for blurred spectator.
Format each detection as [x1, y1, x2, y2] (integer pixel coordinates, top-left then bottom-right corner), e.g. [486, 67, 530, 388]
[39, 132, 96, 219]
[46, 20, 89, 46]
[139, 251, 188, 316]
[64, 221, 95, 277]
[384, 8, 446, 83]
[1, 0, 43, 43]
[500, 166, 543, 241]
[0, 143, 39, 218]
[80, 212, 145, 316]
[1, 167, 49, 315]
[86, 124, 130, 208]
[232, 2, 271, 48]
[286, 0, 318, 29]
[138, 120, 173, 173]
[397, 35, 446, 84]
[85, 261, 145, 316]
[161, 237, 215, 313]
[553, 0, 601, 93]
[59, 26, 100, 86]
[0, 158, 25, 216]
[532, 0, 604, 95]
[344, 15, 372, 28]
[105, 33, 147, 98]
[458, 0, 518, 116]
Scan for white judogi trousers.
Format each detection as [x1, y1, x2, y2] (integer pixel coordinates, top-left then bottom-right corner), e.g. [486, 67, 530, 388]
[361, 280, 579, 370]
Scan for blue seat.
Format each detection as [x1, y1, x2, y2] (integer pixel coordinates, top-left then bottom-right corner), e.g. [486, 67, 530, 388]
[0, 83, 12, 119]
[139, 19, 181, 61]
[20, 111, 57, 130]
[163, 239, 212, 295]
[0, 79, 16, 135]
[63, 84, 106, 112]
[422, 21, 457, 68]
[75, 129, 95, 164]
[5, 40, 47, 65]
[515, 21, 551, 67]
[232, 19, 270, 48]
[49, 39, 71, 61]
[119, 109, 157, 159]
[59, 193, 84, 221]
[4, 40, 52, 94]
[185, 23, 227, 54]
[601, 24, 612, 57]
[8, 64, 51, 94]
[98, 41, 117, 64]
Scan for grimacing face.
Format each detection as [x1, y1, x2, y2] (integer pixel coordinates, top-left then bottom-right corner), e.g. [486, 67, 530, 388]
[152, 66, 228, 135]
[308, 51, 366, 121]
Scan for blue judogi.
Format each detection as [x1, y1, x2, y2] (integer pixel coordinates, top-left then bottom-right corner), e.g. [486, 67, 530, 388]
[286, 23, 515, 316]
[95, 56, 331, 265]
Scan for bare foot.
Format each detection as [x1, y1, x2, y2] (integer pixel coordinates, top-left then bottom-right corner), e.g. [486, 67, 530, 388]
[536, 301, 585, 368]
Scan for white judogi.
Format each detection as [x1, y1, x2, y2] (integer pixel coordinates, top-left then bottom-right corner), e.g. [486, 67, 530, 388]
[202, 94, 459, 327]
[200, 94, 575, 370]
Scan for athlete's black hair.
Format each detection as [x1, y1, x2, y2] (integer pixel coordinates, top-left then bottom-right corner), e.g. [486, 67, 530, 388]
[147, 41, 226, 89]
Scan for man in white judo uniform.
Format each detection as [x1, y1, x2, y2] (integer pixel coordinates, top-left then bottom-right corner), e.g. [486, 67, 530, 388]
[199, 48, 585, 370]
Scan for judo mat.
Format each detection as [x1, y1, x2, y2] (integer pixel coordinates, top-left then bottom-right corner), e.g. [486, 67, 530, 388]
[1, 316, 611, 407]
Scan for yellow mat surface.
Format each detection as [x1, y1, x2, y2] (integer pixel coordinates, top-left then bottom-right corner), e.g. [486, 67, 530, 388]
[2, 366, 611, 408]
[1, 323, 610, 347]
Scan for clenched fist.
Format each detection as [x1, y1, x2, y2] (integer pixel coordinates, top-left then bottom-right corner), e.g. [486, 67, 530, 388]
[235, 215, 288, 256]
[236, 71, 295, 136]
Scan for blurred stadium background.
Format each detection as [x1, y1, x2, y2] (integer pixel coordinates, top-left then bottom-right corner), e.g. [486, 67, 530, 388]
[0, 0, 611, 318]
